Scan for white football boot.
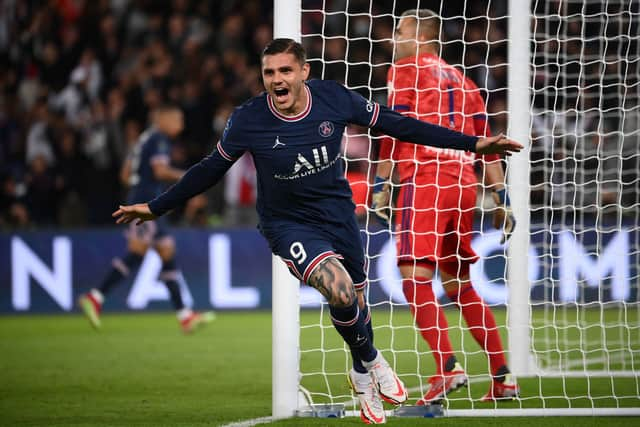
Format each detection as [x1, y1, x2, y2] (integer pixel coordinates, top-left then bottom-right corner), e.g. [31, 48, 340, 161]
[349, 369, 386, 424]
[363, 352, 408, 405]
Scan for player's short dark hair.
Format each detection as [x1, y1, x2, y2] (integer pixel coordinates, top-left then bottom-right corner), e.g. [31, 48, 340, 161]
[401, 9, 440, 40]
[262, 38, 307, 65]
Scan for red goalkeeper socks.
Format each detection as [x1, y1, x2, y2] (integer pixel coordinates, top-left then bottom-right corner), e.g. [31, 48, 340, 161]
[402, 277, 455, 375]
[447, 283, 507, 377]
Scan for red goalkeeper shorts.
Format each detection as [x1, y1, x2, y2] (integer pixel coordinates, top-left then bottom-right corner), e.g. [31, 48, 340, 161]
[394, 173, 479, 265]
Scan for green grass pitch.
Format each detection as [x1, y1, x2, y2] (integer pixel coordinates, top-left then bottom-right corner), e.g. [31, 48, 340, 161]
[0, 309, 638, 426]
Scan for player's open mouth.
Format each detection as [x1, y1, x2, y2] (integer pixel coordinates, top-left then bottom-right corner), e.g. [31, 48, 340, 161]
[273, 87, 289, 103]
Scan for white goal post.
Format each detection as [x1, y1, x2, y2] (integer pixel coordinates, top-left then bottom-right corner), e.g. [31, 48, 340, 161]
[272, 0, 302, 419]
[506, 0, 535, 378]
[272, 0, 640, 419]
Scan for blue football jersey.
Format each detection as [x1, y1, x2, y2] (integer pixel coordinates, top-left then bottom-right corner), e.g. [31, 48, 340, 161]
[148, 79, 478, 226]
[216, 79, 382, 225]
[126, 128, 172, 204]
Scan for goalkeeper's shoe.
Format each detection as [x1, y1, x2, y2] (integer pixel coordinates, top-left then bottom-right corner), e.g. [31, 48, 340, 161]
[180, 311, 215, 334]
[417, 363, 468, 405]
[481, 374, 520, 401]
[78, 292, 102, 329]
[363, 352, 408, 405]
[348, 369, 386, 424]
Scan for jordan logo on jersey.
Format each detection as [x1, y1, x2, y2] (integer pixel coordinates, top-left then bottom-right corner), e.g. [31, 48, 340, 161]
[272, 136, 286, 149]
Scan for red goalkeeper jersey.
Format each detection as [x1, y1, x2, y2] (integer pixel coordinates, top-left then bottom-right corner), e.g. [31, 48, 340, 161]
[380, 53, 495, 186]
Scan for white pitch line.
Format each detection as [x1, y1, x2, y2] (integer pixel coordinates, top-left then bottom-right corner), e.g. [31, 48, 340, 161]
[220, 415, 275, 427]
[220, 376, 493, 426]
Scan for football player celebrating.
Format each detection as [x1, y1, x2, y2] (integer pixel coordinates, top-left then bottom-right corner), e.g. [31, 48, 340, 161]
[78, 105, 213, 334]
[114, 39, 522, 423]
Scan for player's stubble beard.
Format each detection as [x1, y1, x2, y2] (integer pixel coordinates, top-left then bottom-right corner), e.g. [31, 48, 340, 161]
[289, 82, 306, 114]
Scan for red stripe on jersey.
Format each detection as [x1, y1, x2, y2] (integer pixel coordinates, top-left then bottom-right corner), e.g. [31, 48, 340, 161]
[217, 141, 235, 161]
[302, 251, 343, 284]
[353, 280, 368, 291]
[368, 102, 380, 127]
[267, 85, 312, 122]
[281, 257, 304, 282]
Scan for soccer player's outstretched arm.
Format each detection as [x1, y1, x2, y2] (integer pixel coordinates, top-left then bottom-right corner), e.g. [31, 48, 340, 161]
[373, 104, 522, 155]
[340, 83, 523, 155]
[113, 151, 234, 225]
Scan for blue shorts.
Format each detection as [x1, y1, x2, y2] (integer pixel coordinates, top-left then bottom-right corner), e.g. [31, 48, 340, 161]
[126, 217, 170, 243]
[260, 216, 367, 290]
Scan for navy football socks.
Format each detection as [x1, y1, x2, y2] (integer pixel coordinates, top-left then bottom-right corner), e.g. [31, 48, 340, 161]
[330, 301, 377, 365]
[160, 258, 185, 310]
[351, 304, 373, 373]
[99, 252, 143, 295]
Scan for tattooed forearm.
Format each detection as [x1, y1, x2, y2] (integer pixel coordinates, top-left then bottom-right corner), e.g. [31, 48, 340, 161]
[308, 258, 355, 307]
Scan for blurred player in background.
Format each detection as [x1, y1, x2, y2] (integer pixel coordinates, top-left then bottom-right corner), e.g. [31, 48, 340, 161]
[113, 39, 521, 424]
[78, 105, 213, 334]
[371, 9, 520, 404]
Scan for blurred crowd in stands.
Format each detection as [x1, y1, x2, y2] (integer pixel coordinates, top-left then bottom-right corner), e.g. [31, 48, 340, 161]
[1, 0, 637, 230]
[303, 0, 639, 219]
[1, 0, 271, 229]
[527, 0, 639, 215]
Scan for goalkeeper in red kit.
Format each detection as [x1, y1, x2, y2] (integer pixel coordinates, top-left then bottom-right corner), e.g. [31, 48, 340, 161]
[372, 9, 520, 404]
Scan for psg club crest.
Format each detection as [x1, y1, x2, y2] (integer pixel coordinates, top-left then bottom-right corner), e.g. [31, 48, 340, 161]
[318, 121, 334, 137]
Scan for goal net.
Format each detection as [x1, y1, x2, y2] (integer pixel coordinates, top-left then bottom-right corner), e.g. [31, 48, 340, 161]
[275, 0, 640, 417]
